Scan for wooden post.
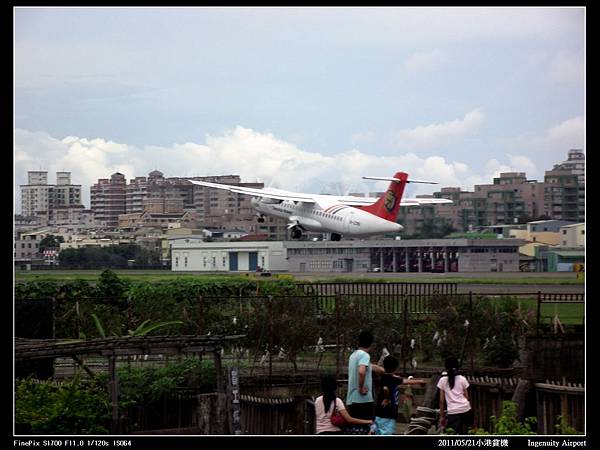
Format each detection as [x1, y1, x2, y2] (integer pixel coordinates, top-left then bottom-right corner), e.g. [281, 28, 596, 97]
[108, 354, 119, 434]
[229, 366, 242, 435]
[71, 355, 95, 379]
[215, 349, 223, 393]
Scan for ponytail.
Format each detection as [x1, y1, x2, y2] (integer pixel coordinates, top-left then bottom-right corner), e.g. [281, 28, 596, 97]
[321, 376, 338, 414]
[448, 366, 456, 390]
[444, 356, 460, 390]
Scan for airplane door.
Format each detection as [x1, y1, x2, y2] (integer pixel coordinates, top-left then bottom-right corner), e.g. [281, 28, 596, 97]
[344, 211, 359, 234]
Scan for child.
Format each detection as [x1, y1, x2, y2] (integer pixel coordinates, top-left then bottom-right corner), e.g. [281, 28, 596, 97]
[374, 355, 426, 435]
[437, 356, 473, 434]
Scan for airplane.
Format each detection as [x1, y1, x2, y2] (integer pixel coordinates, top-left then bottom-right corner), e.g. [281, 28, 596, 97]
[188, 171, 452, 241]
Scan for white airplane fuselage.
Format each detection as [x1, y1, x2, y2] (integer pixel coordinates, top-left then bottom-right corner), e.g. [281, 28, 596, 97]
[251, 197, 403, 237]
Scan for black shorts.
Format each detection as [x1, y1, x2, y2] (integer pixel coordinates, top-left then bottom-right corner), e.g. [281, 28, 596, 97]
[347, 402, 375, 420]
[447, 409, 474, 435]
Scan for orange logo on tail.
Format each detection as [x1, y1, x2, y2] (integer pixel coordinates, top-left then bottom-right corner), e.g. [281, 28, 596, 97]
[384, 190, 396, 213]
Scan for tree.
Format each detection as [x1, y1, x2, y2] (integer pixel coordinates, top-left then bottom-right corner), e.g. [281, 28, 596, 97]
[39, 235, 64, 253]
[418, 218, 455, 239]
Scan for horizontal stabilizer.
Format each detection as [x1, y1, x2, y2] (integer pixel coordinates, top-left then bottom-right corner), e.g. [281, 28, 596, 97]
[362, 176, 401, 183]
[362, 176, 438, 184]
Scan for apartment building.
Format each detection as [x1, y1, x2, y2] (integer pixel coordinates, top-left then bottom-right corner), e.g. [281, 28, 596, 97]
[396, 150, 585, 235]
[20, 171, 82, 221]
[543, 169, 583, 222]
[111, 171, 287, 238]
[90, 172, 127, 227]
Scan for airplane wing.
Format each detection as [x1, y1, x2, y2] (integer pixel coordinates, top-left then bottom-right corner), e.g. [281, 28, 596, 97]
[188, 179, 453, 209]
[334, 196, 453, 207]
[187, 179, 317, 204]
[401, 198, 453, 206]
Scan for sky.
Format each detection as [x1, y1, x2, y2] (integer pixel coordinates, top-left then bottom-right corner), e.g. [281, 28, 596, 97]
[14, 7, 585, 211]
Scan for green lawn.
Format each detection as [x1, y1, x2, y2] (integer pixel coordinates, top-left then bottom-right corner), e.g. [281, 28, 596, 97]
[14, 270, 264, 283]
[14, 270, 583, 285]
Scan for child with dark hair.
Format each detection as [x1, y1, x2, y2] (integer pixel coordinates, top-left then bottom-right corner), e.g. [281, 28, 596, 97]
[315, 376, 374, 435]
[437, 356, 473, 434]
[373, 355, 425, 435]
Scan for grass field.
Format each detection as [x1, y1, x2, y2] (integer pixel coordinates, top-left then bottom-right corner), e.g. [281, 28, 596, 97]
[505, 298, 584, 325]
[14, 270, 584, 285]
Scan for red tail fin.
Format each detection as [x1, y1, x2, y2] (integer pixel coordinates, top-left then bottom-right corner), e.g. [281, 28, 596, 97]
[358, 172, 408, 221]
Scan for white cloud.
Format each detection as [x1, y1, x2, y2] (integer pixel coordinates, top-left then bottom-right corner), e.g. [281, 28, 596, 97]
[524, 116, 584, 152]
[14, 125, 540, 213]
[404, 49, 447, 73]
[394, 109, 485, 150]
[507, 154, 539, 178]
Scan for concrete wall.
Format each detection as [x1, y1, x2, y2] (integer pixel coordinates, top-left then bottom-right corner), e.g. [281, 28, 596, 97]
[458, 248, 520, 272]
[560, 223, 585, 247]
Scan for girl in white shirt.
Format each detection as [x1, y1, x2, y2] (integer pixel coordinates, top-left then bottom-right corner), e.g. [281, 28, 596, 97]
[437, 356, 474, 434]
[315, 376, 374, 435]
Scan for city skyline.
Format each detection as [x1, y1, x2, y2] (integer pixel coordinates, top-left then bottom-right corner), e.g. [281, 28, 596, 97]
[17, 148, 582, 213]
[15, 7, 585, 211]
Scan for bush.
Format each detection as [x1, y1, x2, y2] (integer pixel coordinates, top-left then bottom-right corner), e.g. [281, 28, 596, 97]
[15, 376, 111, 434]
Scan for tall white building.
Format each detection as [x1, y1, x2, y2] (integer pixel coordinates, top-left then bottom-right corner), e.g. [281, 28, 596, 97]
[20, 171, 83, 220]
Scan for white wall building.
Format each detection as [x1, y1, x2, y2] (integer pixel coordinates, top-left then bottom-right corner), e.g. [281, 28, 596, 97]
[170, 239, 289, 272]
[559, 223, 585, 247]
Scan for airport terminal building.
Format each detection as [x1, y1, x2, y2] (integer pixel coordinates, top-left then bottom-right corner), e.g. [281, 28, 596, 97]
[171, 238, 524, 273]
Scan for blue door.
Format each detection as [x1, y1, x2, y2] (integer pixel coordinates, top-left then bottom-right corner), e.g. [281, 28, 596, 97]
[249, 252, 258, 271]
[229, 252, 238, 271]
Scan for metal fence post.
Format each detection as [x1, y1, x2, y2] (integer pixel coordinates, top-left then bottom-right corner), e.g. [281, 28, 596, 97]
[335, 292, 340, 380]
[403, 295, 408, 373]
[268, 295, 273, 383]
[536, 291, 542, 336]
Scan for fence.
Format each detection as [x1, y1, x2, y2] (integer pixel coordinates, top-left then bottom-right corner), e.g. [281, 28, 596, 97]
[464, 376, 584, 434]
[298, 281, 458, 298]
[239, 394, 302, 434]
[467, 376, 520, 432]
[535, 380, 585, 434]
[16, 288, 584, 379]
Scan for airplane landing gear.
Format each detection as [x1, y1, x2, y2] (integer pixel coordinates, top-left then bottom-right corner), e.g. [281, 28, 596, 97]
[256, 214, 265, 223]
[330, 233, 342, 241]
[290, 227, 303, 239]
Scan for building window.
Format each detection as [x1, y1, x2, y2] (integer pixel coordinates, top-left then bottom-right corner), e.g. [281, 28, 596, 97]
[175, 257, 179, 267]
[184, 257, 188, 267]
